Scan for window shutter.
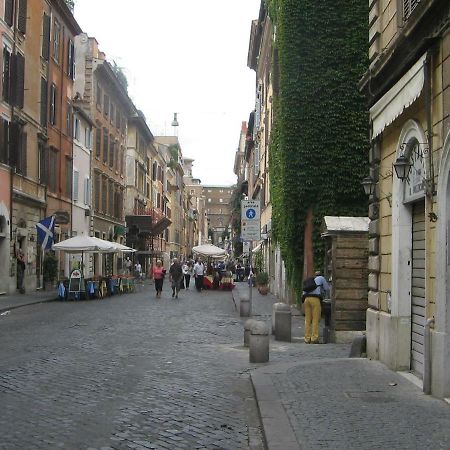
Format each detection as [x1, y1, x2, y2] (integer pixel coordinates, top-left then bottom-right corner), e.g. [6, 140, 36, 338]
[19, 131, 27, 175]
[0, 118, 6, 164]
[95, 127, 101, 157]
[11, 53, 25, 109]
[5, 0, 14, 26]
[40, 77, 48, 127]
[9, 122, 20, 168]
[2, 48, 11, 103]
[17, 0, 27, 34]
[68, 40, 75, 79]
[73, 170, 79, 201]
[42, 14, 51, 60]
[84, 177, 91, 205]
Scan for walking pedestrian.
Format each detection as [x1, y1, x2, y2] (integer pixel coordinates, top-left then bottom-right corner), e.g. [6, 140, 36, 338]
[182, 261, 193, 289]
[169, 258, 183, 299]
[302, 271, 330, 344]
[193, 259, 205, 292]
[152, 260, 165, 298]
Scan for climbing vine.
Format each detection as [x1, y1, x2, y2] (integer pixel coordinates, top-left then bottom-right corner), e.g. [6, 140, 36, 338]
[267, 0, 369, 298]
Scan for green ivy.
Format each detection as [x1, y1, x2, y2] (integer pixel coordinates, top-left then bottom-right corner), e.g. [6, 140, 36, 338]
[268, 0, 369, 298]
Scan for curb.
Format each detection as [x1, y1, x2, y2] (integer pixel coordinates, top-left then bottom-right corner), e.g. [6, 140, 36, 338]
[250, 363, 302, 450]
[0, 296, 58, 314]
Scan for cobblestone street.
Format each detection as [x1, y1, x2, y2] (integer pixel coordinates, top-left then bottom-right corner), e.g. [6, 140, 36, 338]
[0, 284, 267, 450]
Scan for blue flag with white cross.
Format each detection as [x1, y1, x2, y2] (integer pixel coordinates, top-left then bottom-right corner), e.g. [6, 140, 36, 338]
[36, 216, 55, 251]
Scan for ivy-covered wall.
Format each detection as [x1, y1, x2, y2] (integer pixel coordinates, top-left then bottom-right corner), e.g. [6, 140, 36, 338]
[267, 0, 369, 297]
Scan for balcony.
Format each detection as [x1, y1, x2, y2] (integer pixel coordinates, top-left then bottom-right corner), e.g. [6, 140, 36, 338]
[126, 208, 171, 237]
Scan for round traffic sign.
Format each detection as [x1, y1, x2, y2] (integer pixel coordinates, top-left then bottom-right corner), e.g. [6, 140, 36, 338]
[246, 208, 256, 219]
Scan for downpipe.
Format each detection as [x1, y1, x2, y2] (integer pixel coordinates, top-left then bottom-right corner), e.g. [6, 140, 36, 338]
[423, 317, 435, 395]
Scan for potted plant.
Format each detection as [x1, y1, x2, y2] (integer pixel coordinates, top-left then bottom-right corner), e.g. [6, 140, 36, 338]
[43, 253, 58, 290]
[255, 271, 269, 295]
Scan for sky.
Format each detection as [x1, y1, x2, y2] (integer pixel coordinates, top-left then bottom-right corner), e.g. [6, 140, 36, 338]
[74, 0, 260, 186]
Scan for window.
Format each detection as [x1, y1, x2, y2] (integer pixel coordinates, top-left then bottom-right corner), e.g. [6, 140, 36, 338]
[67, 39, 75, 79]
[84, 177, 90, 205]
[40, 77, 47, 126]
[116, 109, 121, 129]
[403, 0, 421, 20]
[65, 157, 72, 197]
[120, 146, 124, 175]
[110, 102, 115, 124]
[73, 117, 80, 141]
[109, 135, 114, 168]
[17, 0, 27, 34]
[152, 161, 157, 181]
[43, 146, 58, 192]
[2, 44, 12, 103]
[101, 177, 107, 212]
[102, 128, 108, 164]
[9, 122, 27, 175]
[42, 13, 51, 60]
[49, 84, 57, 125]
[85, 127, 91, 149]
[108, 181, 114, 215]
[96, 83, 102, 109]
[0, 118, 9, 164]
[4, 0, 13, 26]
[66, 102, 72, 136]
[53, 20, 60, 63]
[73, 169, 79, 201]
[94, 126, 100, 157]
[219, 198, 223, 203]
[103, 94, 109, 118]
[94, 173, 100, 211]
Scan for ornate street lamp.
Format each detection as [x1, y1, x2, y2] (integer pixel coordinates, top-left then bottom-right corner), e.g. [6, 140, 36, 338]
[361, 176, 375, 196]
[393, 155, 412, 181]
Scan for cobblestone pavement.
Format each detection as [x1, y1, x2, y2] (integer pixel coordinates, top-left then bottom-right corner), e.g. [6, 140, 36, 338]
[0, 283, 271, 450]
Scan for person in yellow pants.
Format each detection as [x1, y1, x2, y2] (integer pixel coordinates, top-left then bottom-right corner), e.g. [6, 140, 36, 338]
[302, 272, 330, 344]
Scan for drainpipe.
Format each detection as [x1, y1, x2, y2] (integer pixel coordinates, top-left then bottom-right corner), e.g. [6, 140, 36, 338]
[423, 317, 435, 395]
[424, 50, 436, 198]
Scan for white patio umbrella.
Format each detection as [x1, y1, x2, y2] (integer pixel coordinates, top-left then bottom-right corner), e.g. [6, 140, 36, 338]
[52, 235, 117, 253]
[192, 243, 227, 259]
[108, 242, 136, 253]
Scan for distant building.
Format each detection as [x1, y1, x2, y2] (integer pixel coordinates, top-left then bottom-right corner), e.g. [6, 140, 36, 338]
[203, 185, 233, 247]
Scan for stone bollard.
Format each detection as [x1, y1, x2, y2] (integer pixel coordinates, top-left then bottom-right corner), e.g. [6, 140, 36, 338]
[249, 321, 270, 363]
[244, 319, 257, 347]
[240, 293, 251, 317]
[272, 302, 285, 334]
[275, 303, 292, 342]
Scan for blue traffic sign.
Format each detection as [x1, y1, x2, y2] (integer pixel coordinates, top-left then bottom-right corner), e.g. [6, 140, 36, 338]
[246, 209, 256, 219]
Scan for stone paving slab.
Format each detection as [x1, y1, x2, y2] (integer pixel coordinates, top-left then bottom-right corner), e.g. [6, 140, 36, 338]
[0, 289, 58, 313]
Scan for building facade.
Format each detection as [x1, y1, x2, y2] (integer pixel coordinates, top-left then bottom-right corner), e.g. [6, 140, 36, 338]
[203, 185, 232, 248]
[360, 0, 450, 396]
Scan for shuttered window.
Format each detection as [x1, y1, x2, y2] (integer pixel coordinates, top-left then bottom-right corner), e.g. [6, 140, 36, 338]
[102, 128, 108, 164]
[39, 142, 48, 185]
[49, 84, 57, 125]
[17, 0, 27, 34]
[103, 94, 109, 118]
[40, 77, 48, 127]
[84, 177, 91, 205]
[96, 83, 102, 109]
[48, 147, 58, 192]
[101, 177, 107, 212]
[94, 173, 100, 211]
[109, 135, 114, 168]
[53, 20, 60, 63]
[403, 0, 421, 20]
[73, 170, 79, 201]
[42, 14, 51, 60]
[2, 46, 11, 103]
[0, 118, 8, 164]
[95, 126, 101, 157]
[67, 39, 75, 79]
[11, 52, 25, 108]
[65, 157, 72, 197]
[4, 0, 13, 27]
[9, 122, 27, 175]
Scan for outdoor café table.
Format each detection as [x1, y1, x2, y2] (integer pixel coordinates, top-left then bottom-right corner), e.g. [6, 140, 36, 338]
[109, 277, 119, 295]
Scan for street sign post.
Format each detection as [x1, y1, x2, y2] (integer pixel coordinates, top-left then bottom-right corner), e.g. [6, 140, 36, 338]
[241, 200, 260, 241]
[241, 200, 261, 315]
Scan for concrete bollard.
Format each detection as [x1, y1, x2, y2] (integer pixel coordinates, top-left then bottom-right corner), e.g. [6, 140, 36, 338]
[272, 302, 285, 334]
[244, 319, 258, 347]
[274, 303, 292, 342]
[249, 321, 270, 363]
[240, 293, 251, 317]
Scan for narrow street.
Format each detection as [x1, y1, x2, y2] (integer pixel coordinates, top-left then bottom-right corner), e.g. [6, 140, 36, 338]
[0, 285, 265, 450]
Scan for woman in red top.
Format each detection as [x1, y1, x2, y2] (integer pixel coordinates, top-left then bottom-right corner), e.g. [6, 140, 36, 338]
[152, 260, 165, 298]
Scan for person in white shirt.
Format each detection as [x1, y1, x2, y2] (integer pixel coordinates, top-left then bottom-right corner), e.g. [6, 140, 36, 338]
[182, 261, 193, 289]
[193, 259, 205, 292]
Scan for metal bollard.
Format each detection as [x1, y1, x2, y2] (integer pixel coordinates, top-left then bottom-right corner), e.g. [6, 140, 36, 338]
[249, 321, 269, 363]
[240, 293, 251, 317]
[274, 303, 292, 342]
[272, 302, 285, 334]
[244, 319, 257, 347]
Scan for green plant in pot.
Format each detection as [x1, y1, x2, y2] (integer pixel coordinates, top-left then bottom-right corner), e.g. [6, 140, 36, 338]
[255, 271, 269, 295]
[43, 253, 58, 289]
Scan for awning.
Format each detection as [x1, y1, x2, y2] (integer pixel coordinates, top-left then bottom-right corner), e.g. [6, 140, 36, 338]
[370, 53, 427, 139]
[152, 217, 171, 235]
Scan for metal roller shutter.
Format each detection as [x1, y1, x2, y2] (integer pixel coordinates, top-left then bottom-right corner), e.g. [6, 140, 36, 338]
[411, 201, 425, 378]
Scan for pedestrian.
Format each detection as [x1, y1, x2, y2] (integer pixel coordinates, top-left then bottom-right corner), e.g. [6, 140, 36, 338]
[193, 259, 205, 292]
[182, 260, 192, 289]
[134, 261, 142, 280]
[301, 271, 330, 344]
[125, 257, 132, 274]
[152, 260, 165, 298]
[16, 248, 26, 293]
[169, 258, 183, 299]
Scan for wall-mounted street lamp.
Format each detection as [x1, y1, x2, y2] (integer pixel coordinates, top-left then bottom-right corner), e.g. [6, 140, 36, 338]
[393, 154, 412, 182]
[361, 176, 375, 196]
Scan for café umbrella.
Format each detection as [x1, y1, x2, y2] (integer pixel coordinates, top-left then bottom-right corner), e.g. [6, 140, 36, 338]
[192, 243, 227, 259]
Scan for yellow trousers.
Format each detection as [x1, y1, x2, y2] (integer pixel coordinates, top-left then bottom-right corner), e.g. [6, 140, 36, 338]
[304, 296, 322, 343]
